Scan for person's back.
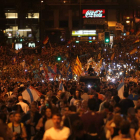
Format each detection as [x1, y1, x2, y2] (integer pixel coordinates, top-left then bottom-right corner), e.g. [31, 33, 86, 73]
[64, 105, 80, 129]
[119, 91, 134, 115]
[81, 99, 104, 137]
[17, 96, 29, 113]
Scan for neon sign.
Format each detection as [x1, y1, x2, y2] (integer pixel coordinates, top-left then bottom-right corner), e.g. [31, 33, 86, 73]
[83, 9, 105, 18]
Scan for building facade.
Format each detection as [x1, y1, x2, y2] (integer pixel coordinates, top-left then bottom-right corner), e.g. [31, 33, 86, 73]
[2, 0, 140, 44]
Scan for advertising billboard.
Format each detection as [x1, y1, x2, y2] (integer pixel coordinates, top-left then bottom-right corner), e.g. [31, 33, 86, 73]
[72, 30, 96, 36]
[83, 9, 105, 18]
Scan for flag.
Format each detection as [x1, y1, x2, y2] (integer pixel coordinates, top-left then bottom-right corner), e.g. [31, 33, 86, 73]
[98, 53, 101, 60]
[87, 57, 93, 64]
[135, 18, 140, 23]
[99, 58, 102, 66]
[47, 65, 55, 74]
[43, 36, 49, 45]
[117, 80, 124, 99]
[73, 56, 82, 76]
[20, 61, 26, 68]
[136, 31, 140, 36]
[66, 62, 70, 67]
[111, 53, 115, 61]
[67, 66, 73, 80]
[40, 65, 49, 80]
[133, 39, 140, 44]
[67, 40, 71, 44]
[12, 57, 17, 64]
[22, 86, 42, 104]
[41, 47, 48, 55]
[59, 81, 65, 92]
[129, 48, 137, 55]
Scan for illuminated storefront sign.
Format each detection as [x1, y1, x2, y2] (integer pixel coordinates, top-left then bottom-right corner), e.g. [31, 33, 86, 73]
[72, 30, 96, 36]
[83, 9, 105, 18]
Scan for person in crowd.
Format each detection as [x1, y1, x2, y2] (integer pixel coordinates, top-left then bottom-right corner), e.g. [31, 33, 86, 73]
[8, 112, 27, 140]
[119, 91, 134, 116]
[36, 107, 52, 131]
[88, 65, 95, 76]
[99, 91, 112, 112]
[81, 88, 89, 101]
[22, 102, 41, 140]
[64, 105, 80, 131]
[81, 98, 104, 139]
[68, 120, 98, 140]
[127, 107, 139, 140]
[17, 96, 29, 114]
[112, 121, 131, 140]
[70, 90, 82, 105]
[52, 90, 62, 105]
[39, 96, 46, 113]
[43, 113, 70, 140]
[106, 114, 123, 140]
[8, 112, 14, 123]
[0, 112, 12, 140]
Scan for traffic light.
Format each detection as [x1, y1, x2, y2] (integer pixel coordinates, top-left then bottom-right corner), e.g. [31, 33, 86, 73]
[57, 56, 61, 61]
[104, 32, 110, 43]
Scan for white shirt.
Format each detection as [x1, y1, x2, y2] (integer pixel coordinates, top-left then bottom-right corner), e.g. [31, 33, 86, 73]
[43, 126, 70, 140]
[17, 102, 29, 113]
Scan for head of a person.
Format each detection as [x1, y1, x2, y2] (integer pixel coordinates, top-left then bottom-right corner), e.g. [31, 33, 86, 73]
[0, 105, 7, 115]
[105, 91, 112, 100]
[113, 114, 123, 128]
[81, 100, 88, 110]
[69, 105, 77, 113]
[120, 121, 130, 135]
[123, 91, 129, 98]
[52, 113, 62, 129]
[60, 101, 65, 108]
[40, 96, 45, 106]
[64, 106, 69, 116]
[30, 102, 37, 113]
[18, 95, 23, 102]
[136, 97, 140, 108]
[84, 88, 88, 93]
[88, 98, 96, 111]
[14, 112, 21, 123]
[0, 113, 7, 124]
[72, 120, 85, 138]
[136, 107, 140, 119]
[74, 90, 81, 99]
[57, 90, 62, 96]
[45, 107, 52, 119]
[89, 65, 92, 68]
[114, 104, 121, 114]
[8, 112, 14, 123]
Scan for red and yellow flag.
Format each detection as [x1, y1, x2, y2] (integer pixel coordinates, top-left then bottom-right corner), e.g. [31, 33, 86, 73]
[73, 56, 82, 76]
[111, 53, 115, 61]
[129, 48, 137, 55]
[133, 39, 140, 44]
[43, 36, 49, 45]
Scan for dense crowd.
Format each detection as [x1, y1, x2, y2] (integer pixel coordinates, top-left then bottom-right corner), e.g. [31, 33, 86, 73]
[0, 36, 140, 140]
[0, 79, 140, 140]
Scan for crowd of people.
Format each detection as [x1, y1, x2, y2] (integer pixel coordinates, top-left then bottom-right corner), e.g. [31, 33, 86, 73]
[0, 79, 140, 140]
[0, 36, 140, 140]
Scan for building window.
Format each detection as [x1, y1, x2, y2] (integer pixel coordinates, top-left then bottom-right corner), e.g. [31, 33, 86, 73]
[59, 20, 68, 28]
[28, 13, 39, 19]
[5, 13, 18, 19]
